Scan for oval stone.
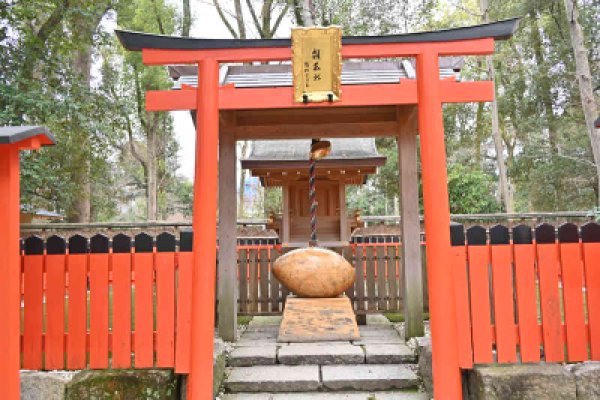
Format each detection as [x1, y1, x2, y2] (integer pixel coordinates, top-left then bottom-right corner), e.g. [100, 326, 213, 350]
[272, 247, 355, 298]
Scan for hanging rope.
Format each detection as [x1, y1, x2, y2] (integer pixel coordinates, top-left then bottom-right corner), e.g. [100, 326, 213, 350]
[309, 140, 318, 247]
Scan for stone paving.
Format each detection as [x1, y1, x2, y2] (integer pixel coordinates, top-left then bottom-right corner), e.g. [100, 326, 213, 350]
[223, 315, 424, 396]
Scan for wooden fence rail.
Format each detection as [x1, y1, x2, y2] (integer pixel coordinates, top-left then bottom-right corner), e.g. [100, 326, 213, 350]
[451, 222, 600, 368]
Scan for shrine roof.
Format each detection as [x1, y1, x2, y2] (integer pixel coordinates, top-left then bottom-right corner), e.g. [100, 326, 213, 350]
[0, 126, 55, 145]
[116, 18, 519, 52]
[241, 138, 386, 169]
[169, 59, 463, 88]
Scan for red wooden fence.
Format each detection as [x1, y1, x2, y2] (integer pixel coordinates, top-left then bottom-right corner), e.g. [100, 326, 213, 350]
[19, 232, 282, 371]
[20, 222, 600, 371]
[19, 232, 195, 372]
[451, 222, 600, 368]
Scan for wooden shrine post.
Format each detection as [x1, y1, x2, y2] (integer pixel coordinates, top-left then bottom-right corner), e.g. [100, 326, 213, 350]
[416, 51, 461, 398]
[189, 59, 220, 399]
[0, 127, 54, 400]
[397, 108, 424, 338]
[218, 129, 238, 342]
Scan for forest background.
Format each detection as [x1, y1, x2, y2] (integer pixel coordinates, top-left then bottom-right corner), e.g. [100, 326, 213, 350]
[1, 0, 598, 222]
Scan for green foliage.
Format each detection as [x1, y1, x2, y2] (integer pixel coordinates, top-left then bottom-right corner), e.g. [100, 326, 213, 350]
[0, 0, 183, 222]
[3, 0, 599, 223]
[447, 164, 501, 214]
[172, 179, 194, 218]
[264, 187, 283, 215]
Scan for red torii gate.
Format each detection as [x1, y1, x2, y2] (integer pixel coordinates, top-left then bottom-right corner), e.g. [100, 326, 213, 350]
[117, 18, 519, 400]
[0, 126, 55, 399]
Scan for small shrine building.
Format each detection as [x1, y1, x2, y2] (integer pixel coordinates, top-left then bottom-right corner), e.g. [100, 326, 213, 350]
[241, 138, 385, 246]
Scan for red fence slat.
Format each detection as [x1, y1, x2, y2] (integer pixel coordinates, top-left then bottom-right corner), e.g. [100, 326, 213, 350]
[89, 252, 109, 369]
[490, 244, 517, 362]
[45, 253, 66, 369]
[536, 241, 564, 362]
[133, 252, 154, 368]
[583, 240, 600, 359]
[111, 252, 132, 368]
[513, 242, 540, 363]
[22, 254, 44, 370]
[559, 240, 587, 361]
[451, 244, 473, 368]
[156, 251, 176, 367]
[175, 251, 193, 373]
[67, 253, 88, 369]
[467, 243, 493, 364]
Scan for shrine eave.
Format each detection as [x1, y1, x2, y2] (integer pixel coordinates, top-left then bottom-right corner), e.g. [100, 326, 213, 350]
[115, 18, 520, 52]
[0, 126, 55, 146]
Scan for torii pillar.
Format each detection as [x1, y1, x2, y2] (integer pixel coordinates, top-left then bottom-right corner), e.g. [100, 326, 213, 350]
[0, 126, 55, 400]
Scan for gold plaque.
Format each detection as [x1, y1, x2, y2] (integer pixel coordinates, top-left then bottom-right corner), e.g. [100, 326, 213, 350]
[292, 26, 342, 103]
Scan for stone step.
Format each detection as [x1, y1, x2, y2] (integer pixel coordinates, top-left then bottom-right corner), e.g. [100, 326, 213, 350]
[230, 344, 278, 367]
[321, 364, 419, 391]
[222, 391, 429, 399]
[224, 364, 419, 393]
[225, 365, 320, 393]
[364, 343, 416, 364]
[278, 342, 365, 365]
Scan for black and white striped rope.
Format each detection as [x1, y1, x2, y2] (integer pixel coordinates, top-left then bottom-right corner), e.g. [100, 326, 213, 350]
[309, 153, 317, 246]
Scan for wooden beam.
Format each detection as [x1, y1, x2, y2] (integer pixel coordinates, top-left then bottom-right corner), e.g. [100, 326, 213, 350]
[282, 184, 290, 244]
[235, 106, 397, 126]
[233, 121, 399, 140]
[339, 182, 348, 241]
[218, 130, 238, 342]
[397, 106, 424, 339]
[145, 81, 494, 112]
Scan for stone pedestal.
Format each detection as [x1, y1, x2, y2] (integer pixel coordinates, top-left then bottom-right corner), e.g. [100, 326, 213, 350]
[278, 296, 360, 342]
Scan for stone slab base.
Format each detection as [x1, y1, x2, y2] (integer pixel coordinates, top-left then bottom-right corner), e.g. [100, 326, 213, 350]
[467, 364, 576, 400]
[278, 296, 360, 342]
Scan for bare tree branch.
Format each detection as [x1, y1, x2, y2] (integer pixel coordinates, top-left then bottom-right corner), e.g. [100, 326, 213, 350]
[261, 0, 273, 36]
[270, 0, 292, 37]
[234, 0, 246, 38]
[213, 0, 238, 38]
[245, 0, 263, 35]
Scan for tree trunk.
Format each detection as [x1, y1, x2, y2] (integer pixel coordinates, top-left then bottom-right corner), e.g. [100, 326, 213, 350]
[293, 0, 304, 26]
[146, 113, 159, 220]
[530, 9, 559, 155]
[474, 101, 484, 166]
[182, 0, 192, 36]
[302, 0, 314, 26]
[68, 5, 108, 222]
[481, 0, 513, 212]
[563, 0, 600, 206]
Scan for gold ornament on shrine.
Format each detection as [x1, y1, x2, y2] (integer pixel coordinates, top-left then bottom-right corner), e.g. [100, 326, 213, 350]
[292, 26, 342, 103]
